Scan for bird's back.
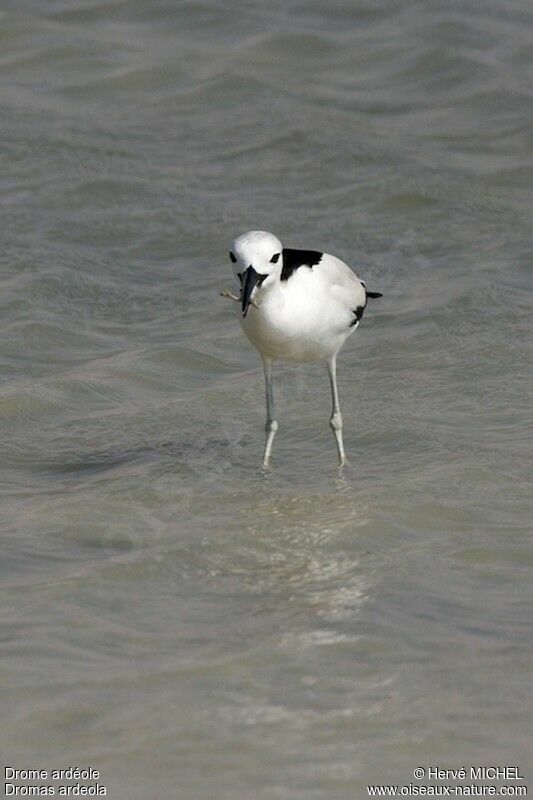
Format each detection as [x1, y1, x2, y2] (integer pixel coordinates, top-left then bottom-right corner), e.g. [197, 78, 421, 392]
[278, 252, 366, 326]
[316, 253, 366, 311]
[243, 252, 366, 361]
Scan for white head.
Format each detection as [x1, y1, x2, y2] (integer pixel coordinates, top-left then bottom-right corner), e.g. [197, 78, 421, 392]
[229, 230, 283, 318]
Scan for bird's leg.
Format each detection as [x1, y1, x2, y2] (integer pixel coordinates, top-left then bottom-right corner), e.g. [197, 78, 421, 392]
[261, 357, 278, 468]
[327, 356, 346, 467]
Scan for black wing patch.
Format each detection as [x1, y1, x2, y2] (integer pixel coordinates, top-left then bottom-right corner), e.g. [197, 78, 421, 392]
[350, 288, 383, 327]
[281, 248, 323, 281]
[353, 305, 365, 323]
[350, 304, 366, 327]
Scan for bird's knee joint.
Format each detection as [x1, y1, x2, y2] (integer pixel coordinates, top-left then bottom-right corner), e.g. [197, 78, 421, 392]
[330, 412, 342, 432]
[266, 419, 278, 433]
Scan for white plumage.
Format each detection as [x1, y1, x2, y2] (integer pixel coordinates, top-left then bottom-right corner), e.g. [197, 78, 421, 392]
[222, 230, 382, 467]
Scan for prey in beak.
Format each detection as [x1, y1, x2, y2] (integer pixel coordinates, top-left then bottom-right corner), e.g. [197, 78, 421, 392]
[220, 267, 263, 311]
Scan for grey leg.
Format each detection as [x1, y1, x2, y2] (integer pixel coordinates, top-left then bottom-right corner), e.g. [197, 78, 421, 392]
[262, 357, 278, 467]
[328, 356, 346, 466]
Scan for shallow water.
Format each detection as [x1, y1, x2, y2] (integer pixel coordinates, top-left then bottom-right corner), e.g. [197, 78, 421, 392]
[1, 1, 532, 797]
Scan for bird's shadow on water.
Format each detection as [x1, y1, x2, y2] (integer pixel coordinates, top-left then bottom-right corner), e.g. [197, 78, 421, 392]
[15, 426, 360, 513]
[11, 440, 192, 493]
[12, 430, 259, 495]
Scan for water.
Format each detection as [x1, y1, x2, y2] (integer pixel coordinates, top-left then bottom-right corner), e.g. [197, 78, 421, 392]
[1, 1, 532, 796]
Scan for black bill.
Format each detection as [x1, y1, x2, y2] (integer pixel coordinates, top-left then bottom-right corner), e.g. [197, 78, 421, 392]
[241, 266, 261, 318]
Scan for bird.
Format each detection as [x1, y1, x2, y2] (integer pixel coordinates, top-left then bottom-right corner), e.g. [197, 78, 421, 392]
[221, 230, 382, 468]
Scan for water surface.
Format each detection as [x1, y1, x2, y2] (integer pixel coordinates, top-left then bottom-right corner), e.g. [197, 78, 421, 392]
[1, 1, 532, 797]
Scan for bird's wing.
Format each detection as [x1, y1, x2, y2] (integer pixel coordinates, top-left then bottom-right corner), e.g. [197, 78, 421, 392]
[319, 254, 366, 311]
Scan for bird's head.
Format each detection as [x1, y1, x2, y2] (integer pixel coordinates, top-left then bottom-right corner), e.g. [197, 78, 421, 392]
[229, 230, 283, 318]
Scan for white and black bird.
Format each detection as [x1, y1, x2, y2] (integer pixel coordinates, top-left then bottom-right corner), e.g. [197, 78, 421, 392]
[221, 230, 382, 467]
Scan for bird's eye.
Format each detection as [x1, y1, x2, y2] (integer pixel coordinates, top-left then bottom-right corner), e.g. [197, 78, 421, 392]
[229, 252, 237, 263]
[270, 252, 281, 264]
